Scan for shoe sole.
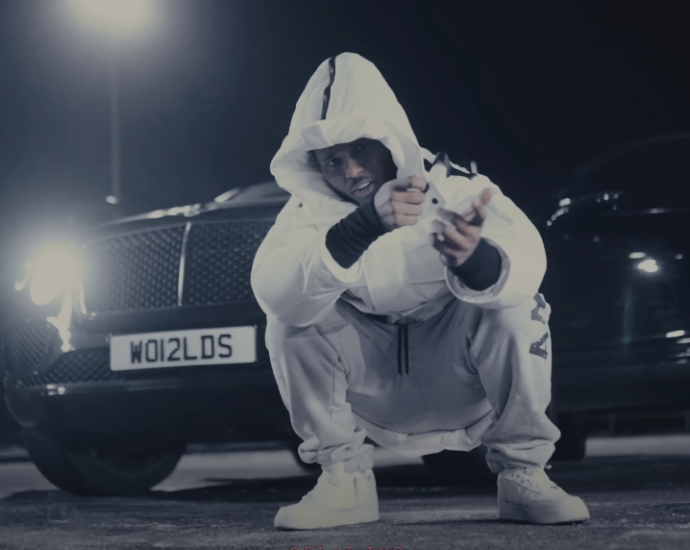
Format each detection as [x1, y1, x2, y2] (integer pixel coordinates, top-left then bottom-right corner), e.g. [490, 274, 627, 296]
[275, 492, 380, 530]
[275, 508, 379, 530]
[275, 513, 379, 530]
[499, 502, 590, 525]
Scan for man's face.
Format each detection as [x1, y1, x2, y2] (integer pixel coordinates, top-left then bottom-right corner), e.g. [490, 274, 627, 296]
[312, 138, 398, 206]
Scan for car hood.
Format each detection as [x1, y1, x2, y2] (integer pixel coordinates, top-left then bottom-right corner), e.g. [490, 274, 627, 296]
[96, 183, 289, 232]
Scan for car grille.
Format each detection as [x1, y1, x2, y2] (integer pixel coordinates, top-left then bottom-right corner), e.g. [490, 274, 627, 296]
[80, 220, 274, 315]
[17, 349, 122, 388]
[82, 226, 185, 313]
[182, 221, 271, 307]
[4, 324, 56, 378]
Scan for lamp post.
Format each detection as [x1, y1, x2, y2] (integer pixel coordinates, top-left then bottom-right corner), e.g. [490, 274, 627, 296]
[65, 0, 157, 216]
[108, 40, 120, 209]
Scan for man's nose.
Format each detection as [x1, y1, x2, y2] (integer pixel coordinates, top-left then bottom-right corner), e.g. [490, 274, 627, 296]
[345, 156, 364, 179]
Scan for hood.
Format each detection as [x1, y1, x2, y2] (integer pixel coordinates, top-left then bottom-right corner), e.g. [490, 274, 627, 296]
[271, 53, 430, 206]
[97, 182, 289, 228]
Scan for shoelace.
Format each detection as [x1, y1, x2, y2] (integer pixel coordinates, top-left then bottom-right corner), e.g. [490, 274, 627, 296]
[509, 467, 559, 492]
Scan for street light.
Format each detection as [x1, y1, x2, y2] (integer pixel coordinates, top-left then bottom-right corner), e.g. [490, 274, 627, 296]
[65, 0, 158, 214]
[66, 0, 156, 37]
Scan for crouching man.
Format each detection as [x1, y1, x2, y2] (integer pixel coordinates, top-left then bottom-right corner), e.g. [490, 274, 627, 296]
[251, 52, 589, 529]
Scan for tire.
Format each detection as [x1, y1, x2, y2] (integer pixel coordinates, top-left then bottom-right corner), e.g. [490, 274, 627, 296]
[288, 439, 321, 472]
[22, 428, 185, 496]
[422, 445, 496, 487]
[552, 412, 587, 461]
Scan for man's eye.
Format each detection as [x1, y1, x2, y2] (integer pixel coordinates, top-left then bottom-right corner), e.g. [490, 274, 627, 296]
[326, 158, 340, 167]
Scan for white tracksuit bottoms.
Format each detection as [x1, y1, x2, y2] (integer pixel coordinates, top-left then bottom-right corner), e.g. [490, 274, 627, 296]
[265, 293, 560, 474]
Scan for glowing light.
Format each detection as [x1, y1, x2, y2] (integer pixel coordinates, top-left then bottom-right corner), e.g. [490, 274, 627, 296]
[676, 254, 684, 260]
[29, 243, 82, 305]
[48, 291, 75, 352]
[14, 262, 32, 291]
[637, 259, 659, 273]
[66, 0, 157, 38]
[666, 330, 686, 338]
[558, 198, 571, 207]
[106, 195, 118, 204]
[167, 206, 192, 216]
[629, 252, 646, 259]
[550, 207, 569, 222]
[214, 188, 242, 203]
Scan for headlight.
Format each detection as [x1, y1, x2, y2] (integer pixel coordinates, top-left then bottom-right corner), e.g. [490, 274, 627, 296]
[18, 242, 82, 306]
[14, 262, 32, 292]
[637, 258, 659, 274]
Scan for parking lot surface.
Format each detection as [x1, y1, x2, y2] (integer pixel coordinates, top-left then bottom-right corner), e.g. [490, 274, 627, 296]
[0, 436, 690, 549]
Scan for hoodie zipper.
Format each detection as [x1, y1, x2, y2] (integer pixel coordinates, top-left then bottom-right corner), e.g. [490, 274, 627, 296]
[321, 56, 337, 120]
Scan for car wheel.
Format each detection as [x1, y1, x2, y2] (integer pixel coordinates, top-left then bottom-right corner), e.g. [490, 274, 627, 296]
[287, 439, 322, 472]
[22, 428, 185, 496]
[552, 412, 587, 461]
[422, 445, 497, 487]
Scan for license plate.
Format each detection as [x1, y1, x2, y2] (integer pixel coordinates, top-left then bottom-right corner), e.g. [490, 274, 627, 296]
[110, 326, 257, 371]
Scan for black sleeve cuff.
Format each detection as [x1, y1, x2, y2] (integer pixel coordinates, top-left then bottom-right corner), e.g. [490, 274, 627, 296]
[449, 238, 502, 291]
[325, 199, 389, 269]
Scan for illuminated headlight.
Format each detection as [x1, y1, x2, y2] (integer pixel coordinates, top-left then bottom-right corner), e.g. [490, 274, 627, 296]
[637, 259, 659, 274]
[18, 243, 82, 306]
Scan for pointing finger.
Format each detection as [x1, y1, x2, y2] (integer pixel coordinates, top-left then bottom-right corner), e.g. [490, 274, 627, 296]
[479, 187, 495, 205]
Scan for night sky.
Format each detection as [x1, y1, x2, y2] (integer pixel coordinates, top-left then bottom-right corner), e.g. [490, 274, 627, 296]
[1, 0, 689, 300]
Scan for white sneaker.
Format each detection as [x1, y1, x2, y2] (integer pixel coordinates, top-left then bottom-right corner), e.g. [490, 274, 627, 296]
[498, 467, 590, 524]
[274, 462, 379, 530]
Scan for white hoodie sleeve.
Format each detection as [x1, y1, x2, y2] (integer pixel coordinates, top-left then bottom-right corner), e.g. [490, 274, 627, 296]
[251, 213, 363, 327]
[444, 175, 547, 309]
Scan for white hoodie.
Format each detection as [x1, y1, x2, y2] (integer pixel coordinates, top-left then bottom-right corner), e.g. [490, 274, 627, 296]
[251, 53, 546, 328]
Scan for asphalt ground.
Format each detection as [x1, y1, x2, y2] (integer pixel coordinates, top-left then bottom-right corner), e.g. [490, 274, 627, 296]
[0, 435, 690, 550]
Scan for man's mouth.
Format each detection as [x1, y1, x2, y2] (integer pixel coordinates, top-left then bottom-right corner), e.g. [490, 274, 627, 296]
[353, 179, 375, 197]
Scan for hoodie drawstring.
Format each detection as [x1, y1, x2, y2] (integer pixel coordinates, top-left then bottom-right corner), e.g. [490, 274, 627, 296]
[397, 324, 409, 377]
[365, 313, 410, 377]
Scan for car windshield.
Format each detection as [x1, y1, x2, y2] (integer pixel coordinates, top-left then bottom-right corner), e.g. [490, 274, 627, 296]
[556, 135, 690, 210]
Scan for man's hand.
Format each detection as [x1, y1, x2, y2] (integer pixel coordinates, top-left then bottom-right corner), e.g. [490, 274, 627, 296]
[431, 187, 495, 267]
[373, 174, 427, 231]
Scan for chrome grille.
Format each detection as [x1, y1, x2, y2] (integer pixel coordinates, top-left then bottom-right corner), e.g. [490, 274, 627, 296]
[82, 225, 186, 314]
[79, 220, 274, 315]
[182, 221, 273, 306]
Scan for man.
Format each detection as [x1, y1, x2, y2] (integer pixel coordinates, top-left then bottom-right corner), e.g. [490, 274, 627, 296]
[251, 52, 589, 530]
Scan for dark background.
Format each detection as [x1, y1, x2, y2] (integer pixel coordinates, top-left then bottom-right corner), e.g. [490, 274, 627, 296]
[0, 0, 689, 302]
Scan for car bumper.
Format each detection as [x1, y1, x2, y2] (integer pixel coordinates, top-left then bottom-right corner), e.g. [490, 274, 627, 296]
[2, 319, 291, 444]
[553, 336, 690, 413]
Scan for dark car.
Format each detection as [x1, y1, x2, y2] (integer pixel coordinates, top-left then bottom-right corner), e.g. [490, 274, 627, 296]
[2, 135, 689, 495]
[540, 133, 690, 457]
[1, 182, 296, 495]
